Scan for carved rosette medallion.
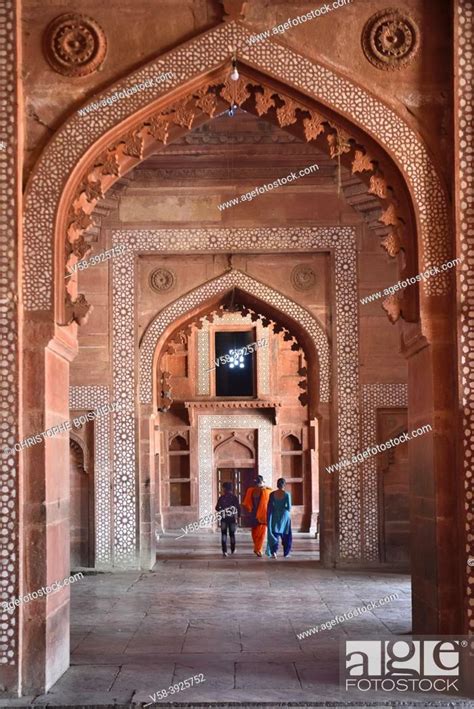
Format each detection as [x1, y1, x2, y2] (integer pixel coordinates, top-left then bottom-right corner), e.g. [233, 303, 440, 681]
[149, 268, 176, 293]
[44, 14, 107, 77]
[291, 265, 317, 292]
[362, 9, 420, 71]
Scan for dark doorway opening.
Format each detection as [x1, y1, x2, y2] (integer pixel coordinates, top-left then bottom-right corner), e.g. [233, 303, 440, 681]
[217, 467, 255, 527]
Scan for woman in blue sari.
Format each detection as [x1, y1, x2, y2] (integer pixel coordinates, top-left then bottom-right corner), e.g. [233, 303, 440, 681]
[266, 478, 292, 558]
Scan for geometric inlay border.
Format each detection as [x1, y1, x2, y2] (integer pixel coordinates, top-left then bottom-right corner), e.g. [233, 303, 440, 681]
[69, 386, 112, 566]
[456, 0, 474, 632]
[361, 383, 408, 562]
[197, 413, 273, 521]
[0, 0, 18, 667]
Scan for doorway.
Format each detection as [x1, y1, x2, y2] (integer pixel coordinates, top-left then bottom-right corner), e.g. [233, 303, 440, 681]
[217, 467, 255, 527]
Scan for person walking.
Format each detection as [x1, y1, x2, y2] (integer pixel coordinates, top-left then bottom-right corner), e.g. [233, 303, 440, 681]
[242, 475, 272, 557]
[266, 477, 292, 558]
[215, 481, 240, 557]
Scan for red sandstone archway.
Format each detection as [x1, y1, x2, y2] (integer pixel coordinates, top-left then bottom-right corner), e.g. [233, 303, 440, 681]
[16, 19, 462, 697]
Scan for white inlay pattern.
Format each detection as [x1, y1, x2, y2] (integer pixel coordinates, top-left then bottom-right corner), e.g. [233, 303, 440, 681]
[197, 414, 273, 520]
[197, 331, 210, 395]
[70, 386, 112, 565]
[0, 0, 18, 666]
[456, 0, 474, 631]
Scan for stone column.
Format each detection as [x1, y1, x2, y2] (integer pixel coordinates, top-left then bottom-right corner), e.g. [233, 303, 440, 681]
[404, 300, 461, 634]
[20, 318, 76, 693]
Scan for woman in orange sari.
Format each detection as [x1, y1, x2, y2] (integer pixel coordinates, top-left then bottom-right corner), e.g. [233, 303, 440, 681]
[242, 475, 272, 557]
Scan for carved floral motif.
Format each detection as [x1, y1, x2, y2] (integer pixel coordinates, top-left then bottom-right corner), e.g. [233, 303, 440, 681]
[64, 293, 94, 326]
[122, 130, 145, 159]
[43, 13, 107, 77]
[173, 100, 196, 130]
[352, 149, 375, 173]
[149, 268, 176, 293]
[379, 203, 399, 226]
[220, 77, 251, 107]
[254, 88, 276, 116]
[327, 130, 352, 158]
[362, 9, 420, 71]
[276, 98, 301, 127]
[369, 173, 388, 199]
[303, 112, 325, 142]
[381, 232, 402, 257]
[291, 264, 317, 291]
[195, 91, 218, 118]
[147, 115, 170, 144]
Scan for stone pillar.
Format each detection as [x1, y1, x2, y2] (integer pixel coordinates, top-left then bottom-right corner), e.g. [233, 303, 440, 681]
[139, 404, 155, 569]
[405, 301, 461, 634]
[20, 318, 76, 693]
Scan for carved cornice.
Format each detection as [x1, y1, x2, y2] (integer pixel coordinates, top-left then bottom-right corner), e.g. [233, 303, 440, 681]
[185, 399, 282, 426]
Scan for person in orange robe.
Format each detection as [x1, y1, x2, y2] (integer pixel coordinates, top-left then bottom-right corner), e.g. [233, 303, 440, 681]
[242, 475, 272, 557]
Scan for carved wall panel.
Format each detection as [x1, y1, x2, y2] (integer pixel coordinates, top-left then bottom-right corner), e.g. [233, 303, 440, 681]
[361, 383, 408, 561]
[43, 13, 107, 77]
[69, 386, 112, 566]
[60, 78, 411, 325]
[362, 9, 421, 71]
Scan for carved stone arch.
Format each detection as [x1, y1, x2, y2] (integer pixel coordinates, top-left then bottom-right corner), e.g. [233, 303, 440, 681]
[281, 433, 302, 451]
[23, 20, 450, 331]
[69, 431, 89, 473]
[214, 432, 254, 460]
[139, 269, 330, 409]
[168, 432, 188, 451]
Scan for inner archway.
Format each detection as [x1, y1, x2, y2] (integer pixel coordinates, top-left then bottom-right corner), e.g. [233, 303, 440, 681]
[140, 275, 328, 560]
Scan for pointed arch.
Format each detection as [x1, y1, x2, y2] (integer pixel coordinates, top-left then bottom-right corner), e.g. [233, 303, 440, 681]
[23, 20, 450, 326]
[139, 269, 330, 405]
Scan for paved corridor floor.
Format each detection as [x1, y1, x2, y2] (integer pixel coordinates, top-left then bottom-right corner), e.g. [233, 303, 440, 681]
[2, 533, 472, 707]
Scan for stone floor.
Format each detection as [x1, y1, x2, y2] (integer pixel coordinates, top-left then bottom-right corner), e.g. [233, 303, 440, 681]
[1, 532, 472, 707]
